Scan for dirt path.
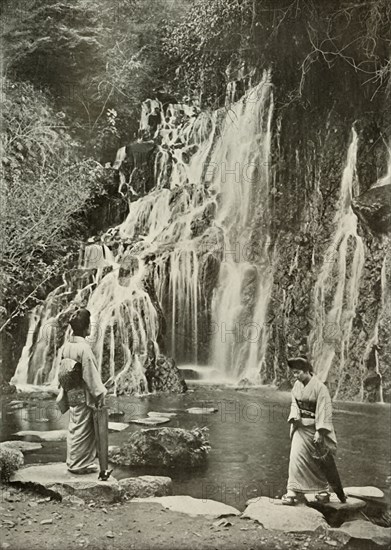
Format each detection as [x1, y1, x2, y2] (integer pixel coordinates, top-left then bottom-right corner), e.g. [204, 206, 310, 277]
[0, 487, 349, 550]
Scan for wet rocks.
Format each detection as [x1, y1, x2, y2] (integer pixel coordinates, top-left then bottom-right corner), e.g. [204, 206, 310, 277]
[108, 427, 210, 469]
[242, 498, 328, 533]
[0, 381, 17, 395]
[144, 353, 187, 394]
[0, 446, 24, 482]
[119, 475, 172, 498]
[10, 463, 122, 503]
[352, 184, 391, 235]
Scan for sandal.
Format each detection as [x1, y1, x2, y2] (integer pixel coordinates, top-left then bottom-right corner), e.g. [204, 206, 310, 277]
[315, 491, 330, 503]
[281, 494, 297, 506]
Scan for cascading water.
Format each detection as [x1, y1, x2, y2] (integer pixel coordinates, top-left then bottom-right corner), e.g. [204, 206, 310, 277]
[309, 128, 365, 391]
[13, 71, 275, 390]
[210, 72, 274, 382]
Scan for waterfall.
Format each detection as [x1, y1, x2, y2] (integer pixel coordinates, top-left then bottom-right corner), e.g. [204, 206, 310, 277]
[210, 72, 274, 382]
[309, 128, 365, 389]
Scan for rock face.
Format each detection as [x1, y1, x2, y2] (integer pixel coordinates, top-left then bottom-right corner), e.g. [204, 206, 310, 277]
[242, 498, 327, 533]
[352, 184, 391, 235]
[10, 463, 123, 503]
[329, 519, 391, 547]
[133, 495, 240, 518]
[0, 446, 24, 482]
[119, 475, 172, 498]
[108, 427, 210, 469]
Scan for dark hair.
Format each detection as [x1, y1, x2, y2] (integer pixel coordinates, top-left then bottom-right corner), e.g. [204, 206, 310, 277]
[287, 357, 313, 373]
[69, 309, 91, 336]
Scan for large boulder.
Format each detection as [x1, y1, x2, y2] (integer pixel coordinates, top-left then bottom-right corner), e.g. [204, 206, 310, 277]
[108, 427, 210, 469]
[352, 184, 391, 234]
[0, 446, 24, 482]
[10, 463, 122, 503]
[119, 475, 172, 498]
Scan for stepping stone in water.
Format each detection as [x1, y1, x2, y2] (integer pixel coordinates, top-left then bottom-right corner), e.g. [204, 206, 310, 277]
[13, 430, 67, 442]
[130, 417, 170, 426]
[147, 412, 177, 418]
[344, 486, 384, 499]
[304, 493, 367, 512]
[10, 463, 122, 503]
[304, 493, 366, 527]
[108, 422, 129, 432]
[0, 441, 42, 453]
[132, 495, 240, 518]
[186, 407, 218, 415]
[243, 497, 327, 533]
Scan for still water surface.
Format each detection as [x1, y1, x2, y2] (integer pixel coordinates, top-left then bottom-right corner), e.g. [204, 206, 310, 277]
[1, 385, 390, 510]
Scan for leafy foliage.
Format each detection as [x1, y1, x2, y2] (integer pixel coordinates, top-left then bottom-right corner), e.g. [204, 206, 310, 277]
[0, 77, 105, 328]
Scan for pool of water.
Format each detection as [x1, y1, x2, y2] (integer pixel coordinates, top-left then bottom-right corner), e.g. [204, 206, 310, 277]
[1, 384, 390, 510]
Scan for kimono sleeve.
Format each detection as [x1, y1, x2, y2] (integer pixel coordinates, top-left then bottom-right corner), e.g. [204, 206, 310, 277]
[315, 384, 333, 432]
[287, 385, 300, 423]
[81, 345, 107, 400]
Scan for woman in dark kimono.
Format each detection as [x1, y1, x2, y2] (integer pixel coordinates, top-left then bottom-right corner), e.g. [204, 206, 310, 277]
[56, 309, 107, 474]
[282, 357, 338, 505]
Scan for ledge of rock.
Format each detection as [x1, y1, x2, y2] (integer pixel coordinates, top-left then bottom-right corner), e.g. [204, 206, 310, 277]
[133, 495, 240, 518]
[328, 520, 391, 547]
[109, 427, 210, 469]
[14, 429, 67, 442]
[9, 463, 123, 503]
[0, 441, 42, 453]
[119, 475, 172, 498]
[242, 498, 327, 533]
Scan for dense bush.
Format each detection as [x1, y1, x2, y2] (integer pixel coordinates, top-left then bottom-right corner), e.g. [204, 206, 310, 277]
[0, 446, 24, 482]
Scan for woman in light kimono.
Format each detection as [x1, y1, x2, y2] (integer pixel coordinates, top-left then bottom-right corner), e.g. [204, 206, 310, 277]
[57, 309, 107, 475]
[282, 357, 337, 505]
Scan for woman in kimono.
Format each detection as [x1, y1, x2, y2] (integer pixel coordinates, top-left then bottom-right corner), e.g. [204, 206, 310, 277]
[282, 357, 338, 505]
[57, 309, 107, 475]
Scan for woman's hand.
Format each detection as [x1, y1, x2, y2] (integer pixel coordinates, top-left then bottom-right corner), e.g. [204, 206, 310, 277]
[95, 394, 105, 409]
[313, 431, 324, 445]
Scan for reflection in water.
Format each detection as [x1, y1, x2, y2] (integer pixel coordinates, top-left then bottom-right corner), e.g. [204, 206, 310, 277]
[1, 386, 389, 510]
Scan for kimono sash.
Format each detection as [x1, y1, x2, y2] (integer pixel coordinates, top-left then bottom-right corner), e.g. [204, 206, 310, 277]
[295, 398, 316, 419]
